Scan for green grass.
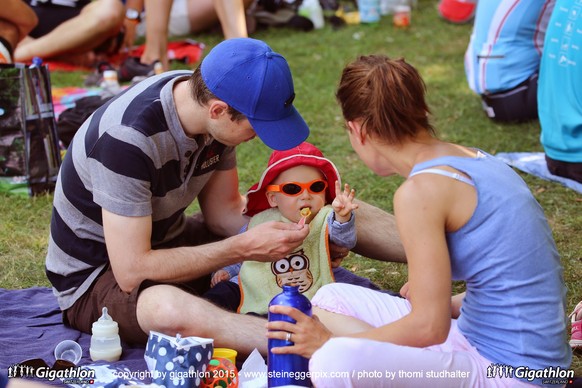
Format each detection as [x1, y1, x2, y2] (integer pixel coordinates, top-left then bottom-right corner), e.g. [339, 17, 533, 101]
[2, 0, 581, 374]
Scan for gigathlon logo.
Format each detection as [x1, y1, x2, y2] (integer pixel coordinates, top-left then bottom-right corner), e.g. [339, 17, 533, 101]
[7, 359, 95, 385]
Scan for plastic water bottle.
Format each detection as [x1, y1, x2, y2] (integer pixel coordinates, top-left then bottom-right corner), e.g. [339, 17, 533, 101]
[267, 285, 312, 387]
[380, 0, 400, 15]
[90, 307, 122, 362]
[100, 69, 121, 97]
[298, 0, 325, 29]
[358, 0, 381, 23]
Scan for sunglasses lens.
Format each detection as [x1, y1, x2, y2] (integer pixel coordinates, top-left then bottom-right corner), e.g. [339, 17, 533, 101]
[53, 359, 76, 371]
[310, 181, 326, 193]
[282, 183, 302, 195]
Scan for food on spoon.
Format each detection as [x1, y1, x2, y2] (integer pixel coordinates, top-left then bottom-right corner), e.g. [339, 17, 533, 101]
[298, 207, 311, 226]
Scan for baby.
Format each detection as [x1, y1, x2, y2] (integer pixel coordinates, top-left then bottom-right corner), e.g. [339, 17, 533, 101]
[210, 142, 359, 315]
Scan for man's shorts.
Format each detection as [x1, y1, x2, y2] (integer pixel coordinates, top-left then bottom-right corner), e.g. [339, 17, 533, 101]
[546, 155, 582, 184]
[481, 73, 539, 123]
[64, 214, 221, 345]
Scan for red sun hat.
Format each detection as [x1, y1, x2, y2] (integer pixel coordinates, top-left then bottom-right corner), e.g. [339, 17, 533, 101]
[245, 142, 341, 217]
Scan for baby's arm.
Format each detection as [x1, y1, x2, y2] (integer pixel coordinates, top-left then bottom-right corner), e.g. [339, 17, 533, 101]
[210, 262, 242, 287]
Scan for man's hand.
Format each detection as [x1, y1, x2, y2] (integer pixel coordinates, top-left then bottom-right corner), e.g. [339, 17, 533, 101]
[239, 221, 310, 262]
[328, 243, 349, 268]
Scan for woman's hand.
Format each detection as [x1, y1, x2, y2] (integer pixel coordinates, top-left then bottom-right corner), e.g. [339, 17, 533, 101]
[266, 305, 333, 358]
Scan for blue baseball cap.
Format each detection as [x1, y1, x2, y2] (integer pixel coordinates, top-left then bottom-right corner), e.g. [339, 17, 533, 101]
[201, 38, 309, 151]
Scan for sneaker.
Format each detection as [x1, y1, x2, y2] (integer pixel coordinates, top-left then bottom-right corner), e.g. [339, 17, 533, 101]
[569, 301, 582, 348]
[118, 57, 161, 83]
[84, 61, 116, 87]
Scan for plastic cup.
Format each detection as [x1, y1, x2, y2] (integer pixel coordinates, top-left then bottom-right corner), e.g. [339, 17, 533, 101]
[54, 340, 83, 365]
[212, 348, 237, 364]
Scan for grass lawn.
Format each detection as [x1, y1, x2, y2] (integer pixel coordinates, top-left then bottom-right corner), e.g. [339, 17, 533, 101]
[1, 0, 581, 376]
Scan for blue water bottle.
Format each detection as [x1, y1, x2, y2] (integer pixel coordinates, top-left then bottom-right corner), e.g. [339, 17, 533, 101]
[268, 285, 312, 387]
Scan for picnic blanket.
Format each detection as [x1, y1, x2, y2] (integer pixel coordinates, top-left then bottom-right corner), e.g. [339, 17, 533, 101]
[52, 87, 103, 119]
[0, 287, 149, 386]
[496, 152, 582, 194]
[43, 40, 204, 73]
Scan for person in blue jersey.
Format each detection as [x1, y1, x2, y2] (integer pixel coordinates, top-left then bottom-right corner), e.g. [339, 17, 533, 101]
[266, 55, 571, 387]
[464, 0, 555, 122]
[45, 38, 405, 357]
[538, 0, 582, 184]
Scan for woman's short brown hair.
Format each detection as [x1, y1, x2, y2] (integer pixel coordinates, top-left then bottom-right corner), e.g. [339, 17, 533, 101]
[188, 66, 246, 122]
[336, 55, 435, 144]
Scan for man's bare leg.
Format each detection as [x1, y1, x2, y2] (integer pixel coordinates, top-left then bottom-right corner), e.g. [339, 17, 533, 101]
[137, 285, 268, 356]
[353, 200, 406, 263]
[141, 0, 172, 69]
[14, 0, 123, 63]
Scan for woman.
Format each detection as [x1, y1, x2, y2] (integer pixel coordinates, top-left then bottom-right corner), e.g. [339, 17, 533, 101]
[266, 55, 571, 387]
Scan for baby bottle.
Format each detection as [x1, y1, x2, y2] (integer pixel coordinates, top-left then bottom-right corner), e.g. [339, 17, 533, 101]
[90, 307, 122, 362]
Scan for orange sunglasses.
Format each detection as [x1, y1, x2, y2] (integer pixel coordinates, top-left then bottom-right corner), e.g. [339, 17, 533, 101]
[266, 179, 328, 196]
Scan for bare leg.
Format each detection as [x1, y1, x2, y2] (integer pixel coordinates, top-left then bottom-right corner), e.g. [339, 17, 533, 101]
[137, 284, 268, 356]
[353, 200, 406, 263]
[0, 20, 18, 62]
[14, 0, 123, 63]
[142, 0, 172, 69]
[0, 0, 38, 43]
[213, 0, 248, 39]
[313, 306, 374, 335]
[186, 0, 254, 37]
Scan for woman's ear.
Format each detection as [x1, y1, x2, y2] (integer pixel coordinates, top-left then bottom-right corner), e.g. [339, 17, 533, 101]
[266, 191, 278, 208]
[347, 120, 366, 145]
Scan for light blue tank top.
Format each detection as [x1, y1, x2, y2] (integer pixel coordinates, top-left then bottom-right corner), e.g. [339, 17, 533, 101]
[410, 152, 571, 380]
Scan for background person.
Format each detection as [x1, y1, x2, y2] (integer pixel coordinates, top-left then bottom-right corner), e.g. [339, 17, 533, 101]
[119, 0, 253, 80]
[464, 0, 555, 122]
[14, 0, 124, 67]
[538, 0, 582, 184]
[0, 0, 38, 63]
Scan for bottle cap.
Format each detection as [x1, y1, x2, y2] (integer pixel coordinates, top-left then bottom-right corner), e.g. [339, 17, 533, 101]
[92, 307, 119, 336]
[103, 70, 118, 82]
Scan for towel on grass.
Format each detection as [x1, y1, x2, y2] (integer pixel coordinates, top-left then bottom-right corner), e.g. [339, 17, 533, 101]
[0, 287, 148, 386]
[496, 152, 582, 194]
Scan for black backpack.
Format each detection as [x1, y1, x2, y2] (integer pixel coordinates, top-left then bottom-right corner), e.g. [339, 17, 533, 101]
[57, 95, 112, 148]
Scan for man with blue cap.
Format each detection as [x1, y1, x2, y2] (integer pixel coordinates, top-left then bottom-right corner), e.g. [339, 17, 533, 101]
[45, 38, 404, 357]
[45, 38, 314, 354]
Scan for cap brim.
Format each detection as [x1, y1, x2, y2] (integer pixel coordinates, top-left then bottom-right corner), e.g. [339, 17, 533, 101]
[248, 106, 310, 151]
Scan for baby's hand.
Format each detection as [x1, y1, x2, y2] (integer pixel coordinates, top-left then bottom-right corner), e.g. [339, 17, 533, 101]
[332, 181, 358, 223]
[211, 269, 231, 287]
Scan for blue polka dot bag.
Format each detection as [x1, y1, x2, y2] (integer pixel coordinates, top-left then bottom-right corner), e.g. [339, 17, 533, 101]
[144, 331, 214, 388]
